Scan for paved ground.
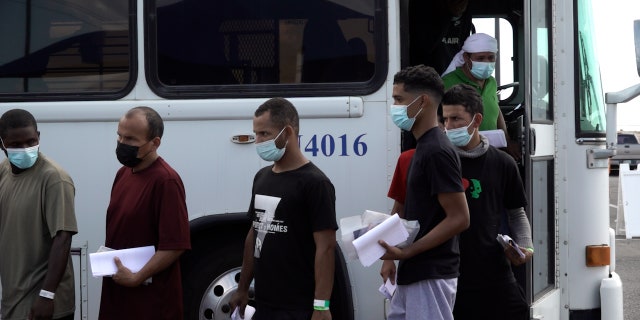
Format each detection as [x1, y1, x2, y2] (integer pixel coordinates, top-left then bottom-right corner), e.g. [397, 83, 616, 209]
[609, 176, 640, 320]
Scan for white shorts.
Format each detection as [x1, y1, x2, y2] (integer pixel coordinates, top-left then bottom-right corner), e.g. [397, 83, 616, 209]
[387, 278, 458, 320]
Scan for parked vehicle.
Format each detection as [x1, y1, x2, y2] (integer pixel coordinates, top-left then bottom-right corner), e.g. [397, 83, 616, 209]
[609, 131, 640, 175]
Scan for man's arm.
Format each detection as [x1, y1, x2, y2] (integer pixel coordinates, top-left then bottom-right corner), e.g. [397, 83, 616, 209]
[113, 249, 185, 287]
[312, 229, 336, 320]
[381, 192, 469, 260]
[229, 227, 256, 318]
[30, 230, 74, 319]
[390, 200, 405, 219]
[506, 207, 534, 265]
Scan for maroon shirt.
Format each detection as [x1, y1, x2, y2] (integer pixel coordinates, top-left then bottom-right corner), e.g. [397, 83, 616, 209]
[99, 157, 190, 320]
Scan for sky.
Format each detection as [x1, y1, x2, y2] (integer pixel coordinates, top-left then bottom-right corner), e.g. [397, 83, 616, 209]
[592, 1, 640, 131]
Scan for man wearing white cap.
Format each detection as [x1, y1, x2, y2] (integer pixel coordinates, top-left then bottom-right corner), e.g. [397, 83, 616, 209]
[442, 33, 520, 160]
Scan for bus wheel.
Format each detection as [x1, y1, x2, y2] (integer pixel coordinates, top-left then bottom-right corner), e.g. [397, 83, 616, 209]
[182, 244, 252, 320]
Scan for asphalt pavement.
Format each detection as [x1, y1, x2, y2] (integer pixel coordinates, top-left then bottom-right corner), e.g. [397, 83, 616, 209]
[609, 176, 640, 320]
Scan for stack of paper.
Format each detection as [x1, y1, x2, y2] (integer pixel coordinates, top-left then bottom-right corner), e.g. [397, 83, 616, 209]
[352, 214, 409, 267]
[89, 245, 155, 277]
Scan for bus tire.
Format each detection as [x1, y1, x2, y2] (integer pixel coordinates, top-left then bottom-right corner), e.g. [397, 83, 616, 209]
[182, 239, 247, 320]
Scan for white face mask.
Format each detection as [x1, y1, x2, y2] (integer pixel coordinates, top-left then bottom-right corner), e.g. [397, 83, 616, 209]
[390, 96, 423, 131]
[255, 127, 287, 161]
[445, 115, 476, 147]
[470, 61, 495, 79]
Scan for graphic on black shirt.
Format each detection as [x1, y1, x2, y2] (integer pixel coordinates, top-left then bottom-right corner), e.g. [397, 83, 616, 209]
[253, 194, 286, 258]
[462, 178, 482, 199]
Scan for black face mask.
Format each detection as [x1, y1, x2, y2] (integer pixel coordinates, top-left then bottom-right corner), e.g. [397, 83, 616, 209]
[116, 142, 142, 168]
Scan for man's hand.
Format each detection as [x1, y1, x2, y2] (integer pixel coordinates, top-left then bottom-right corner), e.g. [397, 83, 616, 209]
[29, 297, 54, 320]
[311, 309, 332, 320]
[112, 257, 142, 287]
[380, 260, 397, 285]
[229, 289, 249, 319]
[378, 240, 407, 260]
[505, 246, 533, 266]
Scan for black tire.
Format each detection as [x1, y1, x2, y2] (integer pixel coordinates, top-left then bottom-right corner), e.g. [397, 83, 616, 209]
[182, 240, 250, 320]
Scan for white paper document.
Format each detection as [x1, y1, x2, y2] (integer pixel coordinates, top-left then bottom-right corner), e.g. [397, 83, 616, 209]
[352, 214, 409, 267]
[89, 245, 155, 277]
[496, 234, 525, 259]
[480, 130, 507, 148]
[378, 278, 397, 300]
[231, 305, 256, 320]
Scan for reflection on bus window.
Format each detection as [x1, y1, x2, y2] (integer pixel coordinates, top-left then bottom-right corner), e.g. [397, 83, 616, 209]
[576, 0, 606, 135]
[0, 0, 131, 95]
[531, 0, 551, 122]
[152, 0, 376, 86]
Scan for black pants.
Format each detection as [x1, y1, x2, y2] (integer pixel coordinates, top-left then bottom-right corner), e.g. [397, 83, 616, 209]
[453, 282, 529, 320]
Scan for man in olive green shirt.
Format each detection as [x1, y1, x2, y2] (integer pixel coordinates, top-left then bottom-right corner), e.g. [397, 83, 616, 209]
[0, 109, 77, 320]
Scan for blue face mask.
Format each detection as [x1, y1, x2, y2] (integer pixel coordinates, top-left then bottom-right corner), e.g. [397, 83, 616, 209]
[390, 96, 423, 131]
[445, 116, 476, 147]
[256, 127, 287, 161]
[470, 61, 495, 79]
[5, 144, 40, 169]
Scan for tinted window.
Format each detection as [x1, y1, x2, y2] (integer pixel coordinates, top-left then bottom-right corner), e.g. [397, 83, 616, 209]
[0, 0, 132, 97]
[149, 0, 381, 94]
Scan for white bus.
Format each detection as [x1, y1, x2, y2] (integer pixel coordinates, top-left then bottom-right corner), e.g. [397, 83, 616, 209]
[0, 0, 632, 319]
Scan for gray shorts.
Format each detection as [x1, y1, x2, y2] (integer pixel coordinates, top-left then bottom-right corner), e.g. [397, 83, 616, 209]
[387, 278, 458, 320]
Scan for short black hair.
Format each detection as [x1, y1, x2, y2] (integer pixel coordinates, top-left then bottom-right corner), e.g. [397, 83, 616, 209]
[393, 64, 445, 102]
[255, 97, 300, 134]
[126, 106, 164, 140]
[0, 109, 38, 139]
[442, 83, 483, 116]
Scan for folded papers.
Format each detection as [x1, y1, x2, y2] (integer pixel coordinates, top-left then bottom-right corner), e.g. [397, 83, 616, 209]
[352, 213, 410, 267]
[496, 234, 525, 259]
[89, 245, 155, 277]
[481, 129, 507, 148]
[378, 278, 397, 300]
[231, 305, 255, 320]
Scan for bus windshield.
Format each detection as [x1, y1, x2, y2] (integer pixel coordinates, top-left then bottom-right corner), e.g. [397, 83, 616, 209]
[576, 0, 606, 137]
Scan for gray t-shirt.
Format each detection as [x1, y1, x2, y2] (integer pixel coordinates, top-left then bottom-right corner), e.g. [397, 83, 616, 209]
[0, 153, 77, 319]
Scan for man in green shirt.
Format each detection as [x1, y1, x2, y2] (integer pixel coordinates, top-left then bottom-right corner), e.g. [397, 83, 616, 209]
[0, 109, 77, 320]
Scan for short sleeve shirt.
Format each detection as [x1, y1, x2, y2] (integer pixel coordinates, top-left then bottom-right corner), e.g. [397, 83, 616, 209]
[99, 157, 191, 320]
[388, 149, 416, 203]
[248, 162, 337, 310]
[457, 146, 527, 288]
[397, 128, 464, 285]
[0, 154, 77, 320]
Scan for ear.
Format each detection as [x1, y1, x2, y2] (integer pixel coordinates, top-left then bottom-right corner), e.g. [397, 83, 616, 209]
[151, 136, 161, 149]
[473, 113, 483, 128]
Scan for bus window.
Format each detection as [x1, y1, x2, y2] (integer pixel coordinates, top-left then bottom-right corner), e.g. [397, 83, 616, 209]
[473, 18, 516, 101]
[531, 1, 552, 122]
[149, 0, 379, 93]
[575, 0, 606, 136]
[0, 0, 132, 96]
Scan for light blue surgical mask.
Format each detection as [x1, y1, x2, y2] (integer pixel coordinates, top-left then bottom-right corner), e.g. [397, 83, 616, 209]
[470, 61, 495, 79]
[445, 116, 476, 147]
[5, 144, 40, 169]
[390, 96, 423, 131]
[256, 127, 287, 161]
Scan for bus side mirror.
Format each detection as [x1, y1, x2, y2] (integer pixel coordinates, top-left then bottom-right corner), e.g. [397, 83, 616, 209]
[635, 20, 640, 77]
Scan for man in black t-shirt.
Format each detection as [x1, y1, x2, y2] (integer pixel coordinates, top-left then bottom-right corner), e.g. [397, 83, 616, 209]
[441, 84, 533, 320]
[230, 98, 338, 320]
[380, 65, 470, 320]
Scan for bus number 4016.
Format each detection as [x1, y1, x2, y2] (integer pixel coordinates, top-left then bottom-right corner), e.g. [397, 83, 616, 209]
[299, 134, 368, 157]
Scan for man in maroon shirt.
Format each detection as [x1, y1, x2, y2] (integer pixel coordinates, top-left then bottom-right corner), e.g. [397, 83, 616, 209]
[99, 106, 191, 320]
